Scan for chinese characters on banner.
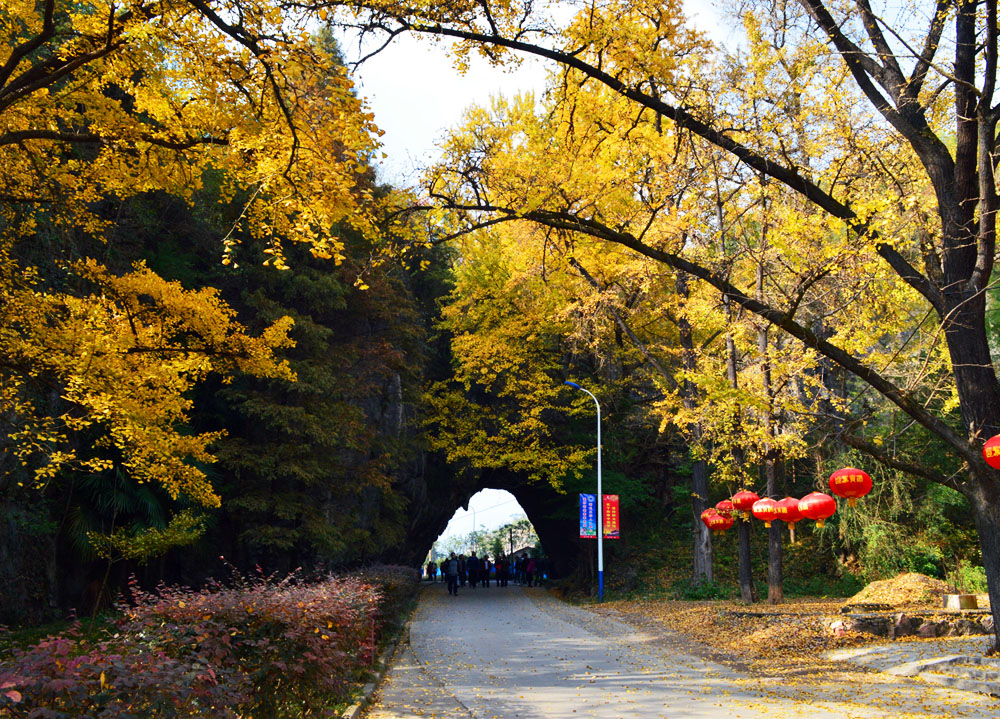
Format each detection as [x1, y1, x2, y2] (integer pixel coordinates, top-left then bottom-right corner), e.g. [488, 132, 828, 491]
[579, 494, 597, 538]
[603, 495, 620, 539]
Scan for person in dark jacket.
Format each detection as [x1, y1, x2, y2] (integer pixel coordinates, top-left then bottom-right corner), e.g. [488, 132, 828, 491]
[480, 556, 491, 587]
[445, 553, 460, 596]
[496, 556, 508, 587]
[467, 552, 480, 589]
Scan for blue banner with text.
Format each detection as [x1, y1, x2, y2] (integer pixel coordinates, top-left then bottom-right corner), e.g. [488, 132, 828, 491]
[580, 493, 597, 538]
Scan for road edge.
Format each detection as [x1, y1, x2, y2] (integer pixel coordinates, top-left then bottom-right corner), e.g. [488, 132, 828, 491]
[341, 586, 421, 719]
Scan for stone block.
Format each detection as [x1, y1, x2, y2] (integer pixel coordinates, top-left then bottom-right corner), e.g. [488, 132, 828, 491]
[892, 613, 914, 637]
[917, 621, 941, 638]
[943, 594, 978, 610]
[845, 614, 891, 637]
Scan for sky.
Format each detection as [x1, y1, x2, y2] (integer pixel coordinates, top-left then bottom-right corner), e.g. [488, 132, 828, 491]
[344, 0, 732, 186]
[437, 488, 527, 542]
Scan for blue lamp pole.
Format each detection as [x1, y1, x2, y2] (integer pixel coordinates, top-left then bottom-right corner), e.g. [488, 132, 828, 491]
[564, 381, 603, 601]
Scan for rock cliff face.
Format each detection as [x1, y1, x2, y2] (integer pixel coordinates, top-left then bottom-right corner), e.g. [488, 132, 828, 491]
[386, 461, 581, 578]
[364, 365, 582, 577]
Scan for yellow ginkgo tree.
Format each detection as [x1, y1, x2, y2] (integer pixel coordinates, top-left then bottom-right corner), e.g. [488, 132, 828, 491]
[1, 2, 382, 531]
[336, 0, 990, 610]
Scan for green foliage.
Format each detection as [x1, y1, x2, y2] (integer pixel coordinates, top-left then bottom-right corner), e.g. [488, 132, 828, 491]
[434, 515, 539, 559]
[782, 573, 865, 598]
[947, 560, 989, 594]
[88, 510, 206, 564]
[668, 578, 734, 600]
[820, 448, 979, 582]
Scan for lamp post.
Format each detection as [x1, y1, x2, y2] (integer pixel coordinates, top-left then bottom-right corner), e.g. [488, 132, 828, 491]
[565, 381, 603, 601]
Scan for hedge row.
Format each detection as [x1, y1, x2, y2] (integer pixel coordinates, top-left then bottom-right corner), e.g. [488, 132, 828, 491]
[0, 565, 419, 718]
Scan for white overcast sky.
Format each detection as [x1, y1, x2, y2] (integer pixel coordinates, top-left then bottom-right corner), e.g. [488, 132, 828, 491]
[439, 488, 527, 541]
[345, 0, 732, 186]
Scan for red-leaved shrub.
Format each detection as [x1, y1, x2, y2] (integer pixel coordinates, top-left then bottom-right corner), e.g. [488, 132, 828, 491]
[0, 566, 418, 718]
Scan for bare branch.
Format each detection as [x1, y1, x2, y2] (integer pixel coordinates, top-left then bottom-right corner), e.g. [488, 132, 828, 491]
[838, 431, 964, 492]
[855, 0, 906, 96]
[0, 129, 228, 150]
[0, 0, 56, 90]
[568, 256, 680, 390]
[902, 0, 949, 105]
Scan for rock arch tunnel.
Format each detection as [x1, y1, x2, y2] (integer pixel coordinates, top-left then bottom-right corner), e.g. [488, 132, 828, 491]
[396, 465, 583, 578]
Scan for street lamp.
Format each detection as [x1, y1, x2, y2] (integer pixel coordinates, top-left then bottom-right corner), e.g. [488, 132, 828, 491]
[564, 381, 603, 601]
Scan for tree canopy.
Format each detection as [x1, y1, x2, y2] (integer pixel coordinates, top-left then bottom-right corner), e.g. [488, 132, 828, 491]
[327, 0, 1000, 627]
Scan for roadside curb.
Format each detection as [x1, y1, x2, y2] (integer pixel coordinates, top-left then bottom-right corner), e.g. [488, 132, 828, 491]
[889, 655, 1000, 696]
[341, 588, 419, 719]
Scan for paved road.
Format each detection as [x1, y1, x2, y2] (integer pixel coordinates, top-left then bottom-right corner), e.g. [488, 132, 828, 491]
[366, 583, 1000, 719]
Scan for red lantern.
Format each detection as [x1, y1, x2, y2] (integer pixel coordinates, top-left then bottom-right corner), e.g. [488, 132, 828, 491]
[751, 497, 780, 527]
[715, 500, 735, 518]
[707, 512, 732, 535]
[732, 490, 760, 519]
[799, 492, 837, 528]
[828, 467, 872, 506]
[775, 497, 801, 526]
[700, 508, 718, 530]
[984, 434, 1000, 470]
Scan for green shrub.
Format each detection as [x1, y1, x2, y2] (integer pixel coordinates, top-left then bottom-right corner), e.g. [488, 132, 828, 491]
[668, 578, 734, 601]
[783, 572, 864, 598]
[856, 522, 944, 580]
[948, 561, 989, 594]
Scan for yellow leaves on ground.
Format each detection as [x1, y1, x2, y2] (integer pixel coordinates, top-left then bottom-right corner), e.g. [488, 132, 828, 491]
[846, 573, 959, 609]
[598, 597, 875, 674]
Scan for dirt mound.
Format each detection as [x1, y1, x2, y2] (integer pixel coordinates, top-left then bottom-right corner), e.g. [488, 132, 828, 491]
[845, 572, 956, 608]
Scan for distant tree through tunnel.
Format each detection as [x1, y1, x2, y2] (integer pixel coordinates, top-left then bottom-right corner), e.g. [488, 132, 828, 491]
[398, 466, 584, 579]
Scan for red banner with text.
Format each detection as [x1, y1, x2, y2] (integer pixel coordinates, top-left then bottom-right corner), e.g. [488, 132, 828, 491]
[603, 495, 620, 539]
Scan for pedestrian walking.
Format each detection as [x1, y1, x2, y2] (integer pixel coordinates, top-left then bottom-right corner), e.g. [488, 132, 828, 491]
[445, 552, 459, 596]
[526, 557, 537, 587]
[467, 552, 480, 589]
[426, 559, 437, 582]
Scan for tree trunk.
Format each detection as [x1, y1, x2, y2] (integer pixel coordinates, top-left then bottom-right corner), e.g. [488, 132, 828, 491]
[767, 522, 783, 604]
[943, 301, 1000, 440]
[764, 449, 784, 604]
[941, 277, 1000, 649]
[677, 272, 713, 586]
[737, 514, 758, 603]
[756, 248, 783, 604]
[970, 477, 1000, 650]
[691, 458, 712, 585]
